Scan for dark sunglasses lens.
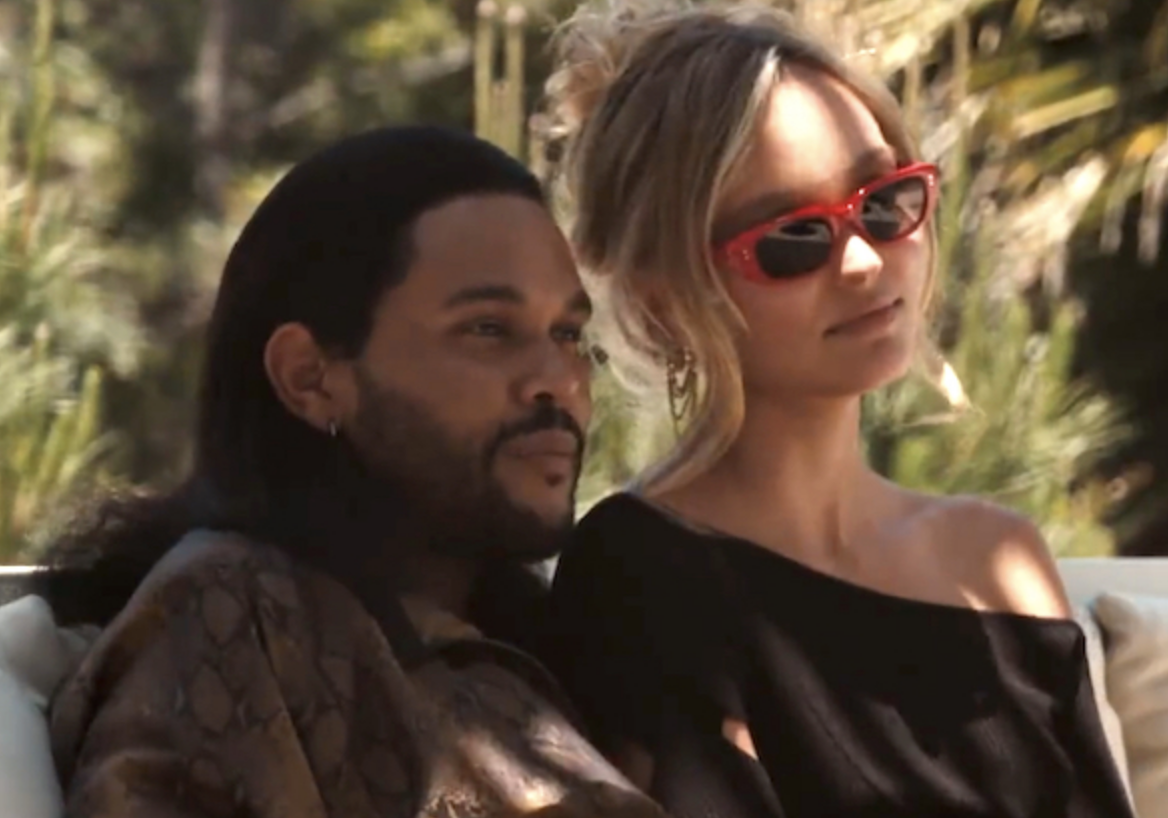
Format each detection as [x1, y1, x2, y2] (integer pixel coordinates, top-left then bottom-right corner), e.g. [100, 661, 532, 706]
[755, 218, 834, 279]
[860, 175, 929, 242]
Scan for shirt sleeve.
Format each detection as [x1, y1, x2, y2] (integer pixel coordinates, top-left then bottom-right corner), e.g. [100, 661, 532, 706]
[50, 542, 412, 818]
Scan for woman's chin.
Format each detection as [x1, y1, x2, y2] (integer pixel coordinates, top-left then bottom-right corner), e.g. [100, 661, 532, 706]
[821, 354, 917, 399]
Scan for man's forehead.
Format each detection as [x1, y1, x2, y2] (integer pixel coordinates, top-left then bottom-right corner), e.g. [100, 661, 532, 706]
[412, 193, 545, 245]
[403, 254, 584, 306]
[402, 196, 583, 307]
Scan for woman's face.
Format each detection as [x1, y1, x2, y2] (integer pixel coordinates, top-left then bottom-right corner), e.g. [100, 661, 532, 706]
[712, 64, 931, 402]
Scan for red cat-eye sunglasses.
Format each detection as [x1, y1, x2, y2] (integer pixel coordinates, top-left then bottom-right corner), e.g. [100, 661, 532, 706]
[714, 162, 940, 283]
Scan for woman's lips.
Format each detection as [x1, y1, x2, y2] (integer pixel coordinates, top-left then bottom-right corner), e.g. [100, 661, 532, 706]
[826, 298, 904, 337]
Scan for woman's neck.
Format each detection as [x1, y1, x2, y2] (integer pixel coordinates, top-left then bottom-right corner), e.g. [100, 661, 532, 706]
[655, 394, 894, 566]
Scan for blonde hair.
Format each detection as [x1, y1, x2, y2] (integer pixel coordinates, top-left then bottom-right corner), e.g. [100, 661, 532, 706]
[544, 0, 933, 493]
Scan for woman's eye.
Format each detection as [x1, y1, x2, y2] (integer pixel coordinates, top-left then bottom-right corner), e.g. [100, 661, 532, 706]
[553, 324, 585, 344]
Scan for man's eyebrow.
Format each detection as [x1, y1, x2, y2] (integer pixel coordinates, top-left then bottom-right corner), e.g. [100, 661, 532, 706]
[443, 284, 593, 316]
[713, 146, 898, 244]
[443, 284, 525, 309]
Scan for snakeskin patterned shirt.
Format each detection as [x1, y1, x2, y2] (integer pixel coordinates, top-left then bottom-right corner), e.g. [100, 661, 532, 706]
[50, 530, 668, 818]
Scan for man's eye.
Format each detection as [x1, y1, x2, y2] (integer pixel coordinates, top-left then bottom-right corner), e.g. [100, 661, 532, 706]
[466, 319, 509, 337]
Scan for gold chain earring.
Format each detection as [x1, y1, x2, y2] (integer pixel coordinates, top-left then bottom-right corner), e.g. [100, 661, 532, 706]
[666, 348, 697, 430]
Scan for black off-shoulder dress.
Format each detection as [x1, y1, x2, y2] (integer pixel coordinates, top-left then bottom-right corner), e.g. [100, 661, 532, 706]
[540, 493, 1134, 818]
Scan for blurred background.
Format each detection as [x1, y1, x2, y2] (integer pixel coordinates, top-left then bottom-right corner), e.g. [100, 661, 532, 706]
[0, 0, 1165, 563]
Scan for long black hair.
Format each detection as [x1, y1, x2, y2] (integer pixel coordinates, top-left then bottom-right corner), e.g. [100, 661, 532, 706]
[34, 126, 545, 625]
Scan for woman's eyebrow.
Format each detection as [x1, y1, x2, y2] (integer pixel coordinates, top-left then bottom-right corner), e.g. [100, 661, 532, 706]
[713, 146, 898, 244]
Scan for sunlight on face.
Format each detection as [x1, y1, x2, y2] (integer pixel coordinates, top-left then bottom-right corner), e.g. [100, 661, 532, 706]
[714, 64, 930, 401]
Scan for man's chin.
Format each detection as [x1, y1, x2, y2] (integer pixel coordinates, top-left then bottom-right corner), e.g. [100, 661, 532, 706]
[428, 488, 575, 564]
[495, 471, 577, 519]
[495, 496, 575, 564]
[468, 523, 571, 566]
[504, 538, 567, 566]
[509, 493, 575, 526]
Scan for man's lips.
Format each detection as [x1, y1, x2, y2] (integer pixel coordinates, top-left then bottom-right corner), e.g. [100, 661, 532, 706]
[501, 429, 582, 460]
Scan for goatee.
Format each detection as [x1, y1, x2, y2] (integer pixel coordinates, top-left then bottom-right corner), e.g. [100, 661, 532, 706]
[343, 368, 582, 564]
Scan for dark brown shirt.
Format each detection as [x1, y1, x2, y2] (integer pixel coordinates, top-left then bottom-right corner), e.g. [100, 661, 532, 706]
[51, 530, 666, 818]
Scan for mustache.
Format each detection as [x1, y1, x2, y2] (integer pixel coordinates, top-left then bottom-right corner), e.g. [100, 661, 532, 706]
[487, 402, 586, 463]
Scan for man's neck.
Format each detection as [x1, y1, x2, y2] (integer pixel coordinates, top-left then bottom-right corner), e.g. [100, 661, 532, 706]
[400, 551, 480, 620]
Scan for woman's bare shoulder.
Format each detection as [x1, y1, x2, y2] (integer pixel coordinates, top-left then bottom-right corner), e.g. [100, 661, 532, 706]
[904, 493, 1072, 620]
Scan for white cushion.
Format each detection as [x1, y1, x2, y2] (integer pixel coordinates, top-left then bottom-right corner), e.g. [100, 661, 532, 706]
[1092, 592, 1168, 818]
[0, 595, 94, 818]
[1072, 604, 1133, 805]
[1058, 558, 1168, 608]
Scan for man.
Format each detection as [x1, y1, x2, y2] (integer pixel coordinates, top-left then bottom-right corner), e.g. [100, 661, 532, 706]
[34, 126, 665, 818]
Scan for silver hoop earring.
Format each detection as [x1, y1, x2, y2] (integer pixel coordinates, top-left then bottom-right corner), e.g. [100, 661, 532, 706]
[326, 419, 339, 438]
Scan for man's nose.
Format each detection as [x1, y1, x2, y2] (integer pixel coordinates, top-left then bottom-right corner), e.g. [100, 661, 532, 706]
[517, 341, 589, 410]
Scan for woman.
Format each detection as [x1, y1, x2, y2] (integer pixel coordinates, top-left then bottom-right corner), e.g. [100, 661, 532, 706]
[539, 2, 1134, 817]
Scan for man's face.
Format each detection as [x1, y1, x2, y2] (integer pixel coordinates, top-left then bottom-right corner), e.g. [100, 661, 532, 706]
[341, 193, 592, 562]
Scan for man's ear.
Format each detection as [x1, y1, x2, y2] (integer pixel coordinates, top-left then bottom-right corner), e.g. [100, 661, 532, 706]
[263, 322, 354, 433]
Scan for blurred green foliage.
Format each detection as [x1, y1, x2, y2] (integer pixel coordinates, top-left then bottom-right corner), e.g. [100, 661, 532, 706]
[1, 0, 1166, 560]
